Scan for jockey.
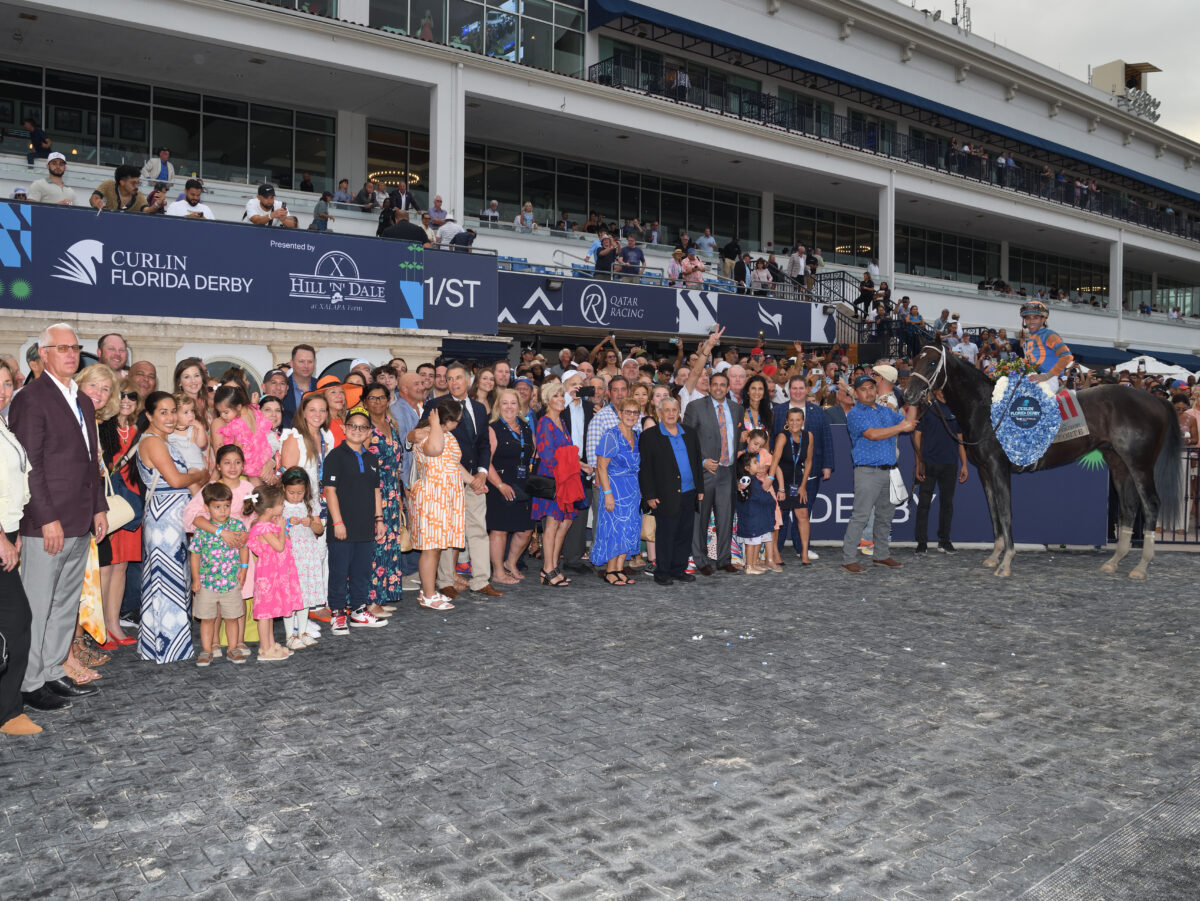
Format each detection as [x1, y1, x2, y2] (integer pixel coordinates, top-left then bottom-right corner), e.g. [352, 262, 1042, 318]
[1020, 301, 1074, 393]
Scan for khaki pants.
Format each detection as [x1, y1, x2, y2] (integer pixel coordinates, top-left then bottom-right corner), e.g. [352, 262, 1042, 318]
[438, 489, 491, 590]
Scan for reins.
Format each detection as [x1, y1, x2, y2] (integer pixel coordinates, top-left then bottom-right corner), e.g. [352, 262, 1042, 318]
[911, 344, 986, 447]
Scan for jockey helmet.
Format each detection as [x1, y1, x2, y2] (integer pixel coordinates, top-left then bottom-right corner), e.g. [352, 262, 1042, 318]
[1019, 300, 1049, 319]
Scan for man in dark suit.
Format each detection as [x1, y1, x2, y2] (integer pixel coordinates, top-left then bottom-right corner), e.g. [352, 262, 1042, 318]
[639, 397, 703, 586]
[423, 362, 500, 597]
[281, 343, 318, 429]
[557, 372, 594, 573]
[732, 252, 753, 294]
[683, 370, 743, 575]
[9, 324, 108, 711]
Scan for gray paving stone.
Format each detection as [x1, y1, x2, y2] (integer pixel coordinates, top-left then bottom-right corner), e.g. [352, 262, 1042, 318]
[2, 549, 1199, 898]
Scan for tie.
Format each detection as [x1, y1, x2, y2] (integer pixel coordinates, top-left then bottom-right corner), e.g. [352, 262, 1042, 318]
[716, 403, 730, 467]
[463, 402, 476, 442]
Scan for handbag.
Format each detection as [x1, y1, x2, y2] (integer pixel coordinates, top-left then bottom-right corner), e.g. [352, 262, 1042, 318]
[888, 467, 908, 505]
[395, 499, 414, 553]
[524, 474, 556, 500]
[641, 514, 656, 542]
[78, 538, 107, 645]
[103, 466, 137, 532]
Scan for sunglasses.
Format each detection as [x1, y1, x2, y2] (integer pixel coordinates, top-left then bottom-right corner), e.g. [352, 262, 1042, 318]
[120, 391, 139, 401]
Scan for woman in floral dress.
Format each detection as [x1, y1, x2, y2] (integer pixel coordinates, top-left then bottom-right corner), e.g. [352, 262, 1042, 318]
[364, 383, 405, 615]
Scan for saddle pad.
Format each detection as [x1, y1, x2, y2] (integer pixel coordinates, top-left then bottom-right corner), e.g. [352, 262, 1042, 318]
[1051, 389, 1090, 444]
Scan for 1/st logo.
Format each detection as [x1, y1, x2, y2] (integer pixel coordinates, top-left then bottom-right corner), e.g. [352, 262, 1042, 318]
[424, 276, 481, 308]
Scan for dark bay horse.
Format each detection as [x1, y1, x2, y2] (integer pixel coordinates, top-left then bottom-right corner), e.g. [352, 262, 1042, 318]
[904, 346, 1184, 578]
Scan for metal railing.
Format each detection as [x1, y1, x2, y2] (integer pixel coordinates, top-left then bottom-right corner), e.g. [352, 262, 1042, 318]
[1158, 447, 1200, 545]
[587, 54, 1199, 244]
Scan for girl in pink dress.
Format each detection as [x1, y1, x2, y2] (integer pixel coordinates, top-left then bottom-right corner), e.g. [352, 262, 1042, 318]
[211, 385, 277, 485]
[244, 485, 304, 662]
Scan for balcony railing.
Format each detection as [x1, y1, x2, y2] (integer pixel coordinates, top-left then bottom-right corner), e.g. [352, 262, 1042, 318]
[587, 55, 1199, 245]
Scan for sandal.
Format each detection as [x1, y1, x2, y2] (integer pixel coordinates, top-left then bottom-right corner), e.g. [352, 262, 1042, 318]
[604, 572, 624, 586]
[617, 571, 635, 585]
[540, 569, 570, 587]
[63, 656, 100, 683]
[418, 592, 455, 611]
[503, 563, 525, 580]
[258, 645, 292, 662]
[72, 638, 111, 668]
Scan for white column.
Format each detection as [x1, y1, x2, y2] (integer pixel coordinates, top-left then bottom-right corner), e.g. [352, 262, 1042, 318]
[760, 190, 775, 253]
[429, 62, 466, 219]
[999, 240, 1010, 283]
[877, 173, 895, 283]
[336, 0, 370, 23]
[334, 111, 368, 190]
[1110, 230, 1124, 340]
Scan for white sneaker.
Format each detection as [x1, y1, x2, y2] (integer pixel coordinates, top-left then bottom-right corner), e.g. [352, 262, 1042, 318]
[349, 608, 388, 628]
[807, 550, 819, 560]
[306, 620, 322, 639]
[300, 634, 318, 647]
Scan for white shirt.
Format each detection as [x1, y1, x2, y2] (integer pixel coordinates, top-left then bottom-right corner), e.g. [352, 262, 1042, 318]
[678, 384, 705, 416]
[954, 340, 979, 363]
[27, 178, 75, 205]
[566, 400, 585, 459]
[244, 197, 283, 225]
[710, 396, 736, 465]
[47, 374, 90, 453]
[435, 221, 464, 244]
[166, 199, 216, 220]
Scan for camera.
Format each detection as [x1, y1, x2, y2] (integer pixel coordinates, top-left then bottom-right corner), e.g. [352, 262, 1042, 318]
[577, 386, 596, 398]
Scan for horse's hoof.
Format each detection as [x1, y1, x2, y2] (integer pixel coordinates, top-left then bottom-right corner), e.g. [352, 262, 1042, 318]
[1129, 569, 1146, 580]
[983, 558, 998, 568]
[1099, 563, 1117, 574]
[994, 568, 1011, 578]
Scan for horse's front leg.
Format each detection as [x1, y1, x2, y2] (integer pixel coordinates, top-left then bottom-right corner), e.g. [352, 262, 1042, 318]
[978, 460, 1015, 575]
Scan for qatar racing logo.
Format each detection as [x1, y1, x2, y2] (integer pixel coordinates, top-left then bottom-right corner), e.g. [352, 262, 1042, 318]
[52, 239, 104, 286]
[579, 283, 608, 326]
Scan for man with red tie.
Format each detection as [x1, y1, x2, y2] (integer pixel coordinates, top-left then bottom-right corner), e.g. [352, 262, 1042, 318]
[10, 324, 109, 712]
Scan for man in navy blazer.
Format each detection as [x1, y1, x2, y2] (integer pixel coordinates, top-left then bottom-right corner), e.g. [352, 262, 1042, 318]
[638, 398, 703, 585]
[280, 343, 318, 429]
[10, 324, 108, 711]
[422, 362, 499, 596]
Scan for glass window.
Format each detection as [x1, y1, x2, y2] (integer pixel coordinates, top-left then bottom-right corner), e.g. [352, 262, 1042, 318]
[0, 84, 43, 156]
[589, 179, 618, 222]
[413, 2, 446, 41]
[522, 16, 553, 69]
[447, 0, 483, 52]
[99, 99, 147, 167]
[523, 0, 553, 21]
[524, 153, 553, 170]
[204, 96, 248, 118]
[202, 116, 247, 182]
[557, 175, 587, 222]
[249, 123, 293, 187]
[152, 107, 201, 178]
[486, 162, 521, 210]
[523, 168, 555, 219]
[489, 146, 521, 165]
[555, 5, 583, 29]
[46, 69, 96, 93]
[464, 157, 486, 216]
[154, 87, 201, 110]
[252, 104, 293, 127]
[0, 61, 40, 85]
[408, 148, 430, 206]
[296, 111, 334, 133]
[295, 130, 335, 192]
[487, 7, 518, 60]
[103, 79, 151, 103]
[370, 0, 409, 33]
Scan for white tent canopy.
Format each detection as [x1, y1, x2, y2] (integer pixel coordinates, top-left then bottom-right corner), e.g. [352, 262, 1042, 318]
[1113, 355, 1192, 378]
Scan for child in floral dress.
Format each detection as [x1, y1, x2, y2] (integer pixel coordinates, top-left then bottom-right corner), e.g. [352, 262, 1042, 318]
[280, 468, 325, 650]
[244, 485, 305, 662]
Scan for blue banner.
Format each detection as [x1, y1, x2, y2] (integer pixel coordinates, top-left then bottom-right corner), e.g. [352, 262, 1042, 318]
[496, 271, 835, 341]
[807, 427, 1107, 544]
[0, 202, 498, 333]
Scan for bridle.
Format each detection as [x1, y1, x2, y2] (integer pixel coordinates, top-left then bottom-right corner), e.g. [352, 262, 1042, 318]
[906, 344, 948, 398]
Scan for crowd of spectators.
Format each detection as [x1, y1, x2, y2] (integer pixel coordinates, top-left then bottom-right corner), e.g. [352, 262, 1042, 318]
[1, 320, 1197, 737]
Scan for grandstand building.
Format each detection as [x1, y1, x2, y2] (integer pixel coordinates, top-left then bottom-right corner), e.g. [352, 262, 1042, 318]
[2, 0, 1199, 379]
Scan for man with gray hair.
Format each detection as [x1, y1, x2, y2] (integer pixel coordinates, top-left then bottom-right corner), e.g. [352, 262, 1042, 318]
[10, 323, 108, 711]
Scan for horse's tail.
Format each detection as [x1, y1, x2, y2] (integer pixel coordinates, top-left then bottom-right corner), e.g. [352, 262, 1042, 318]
[1153, 397, 1184, 511]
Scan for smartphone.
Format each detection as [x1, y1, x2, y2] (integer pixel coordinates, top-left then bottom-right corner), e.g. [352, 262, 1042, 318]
[577, 386, 596, 398]
[669, 338, 680, 345]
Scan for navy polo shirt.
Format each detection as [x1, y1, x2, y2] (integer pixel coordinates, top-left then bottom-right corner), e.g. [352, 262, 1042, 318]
[915, 400, 961, 465]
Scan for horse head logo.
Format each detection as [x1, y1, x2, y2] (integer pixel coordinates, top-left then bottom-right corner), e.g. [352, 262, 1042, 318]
[51, 239, 104, 286]
[757, 303, 783, 335]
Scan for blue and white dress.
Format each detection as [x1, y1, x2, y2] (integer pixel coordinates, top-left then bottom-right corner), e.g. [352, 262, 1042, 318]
[590, 425, 642, 567]
[137, 438, 194, 663]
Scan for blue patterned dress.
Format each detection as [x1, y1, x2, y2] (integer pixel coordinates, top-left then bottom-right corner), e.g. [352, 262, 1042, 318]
[590, 425, 642, 566]
[366, 423, 404, 605]
[137, 438, 194, 663]
[531, 416, 576, 522]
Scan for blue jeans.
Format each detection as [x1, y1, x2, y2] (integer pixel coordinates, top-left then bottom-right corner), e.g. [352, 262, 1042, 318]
[327, 540, 373, 614]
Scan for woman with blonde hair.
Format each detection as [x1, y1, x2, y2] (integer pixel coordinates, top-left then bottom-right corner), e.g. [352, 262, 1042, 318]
[531, 381, 577, 587]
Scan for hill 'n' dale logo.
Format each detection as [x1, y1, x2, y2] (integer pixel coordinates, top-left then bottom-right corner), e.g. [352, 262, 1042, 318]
[289, 250, 386, 304]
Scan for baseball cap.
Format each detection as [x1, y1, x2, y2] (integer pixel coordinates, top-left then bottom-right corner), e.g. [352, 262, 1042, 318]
[853, 375, 876, 388]
[257, 184, 276, 197]
[349, 358, 372, 372]
[751, 347, 764, 356]
[263, 369, 286, 382]
[47, 152, 66, 163]
[712, 361, 732, 374]
[762, 364, 778, 377]
[871, 364, 899, 383]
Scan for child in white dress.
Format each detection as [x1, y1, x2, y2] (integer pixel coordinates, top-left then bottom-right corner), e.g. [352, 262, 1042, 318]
[280, 468, 326, 649]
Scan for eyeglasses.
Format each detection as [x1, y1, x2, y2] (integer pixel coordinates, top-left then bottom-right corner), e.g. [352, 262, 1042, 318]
[345, 424, 372, 432]
[50, 344, 83, 354]
[620, 409, 640, 416]
[365, 395, 388, 403]
[120, 391, 139, 401]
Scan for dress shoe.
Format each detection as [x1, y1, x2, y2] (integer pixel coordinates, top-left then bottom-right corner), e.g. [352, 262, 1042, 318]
[697, 565, 715, 577]
[473, 584, 504, 597]
[1, 713, 42, 735]
[653, 574, 675, 586]
[22, 687, 72, 711]
[46, 677, 99, 698]
[437, 586, 459, 599]
[720, 563, 741, 574]
[873, 557, 904, 568]
[675, 573, 696, 583]
[842, 562, 867, 574]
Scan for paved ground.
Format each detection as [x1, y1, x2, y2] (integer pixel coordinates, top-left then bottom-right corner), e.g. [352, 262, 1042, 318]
[2, 547, 1199, 900]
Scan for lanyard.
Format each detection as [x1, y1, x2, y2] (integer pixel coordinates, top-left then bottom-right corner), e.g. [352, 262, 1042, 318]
[789, 435, 803, 487]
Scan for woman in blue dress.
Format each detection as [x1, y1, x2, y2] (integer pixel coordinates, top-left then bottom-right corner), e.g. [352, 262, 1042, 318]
[592, 399, 642, 585]
[136, 392, 209, 663]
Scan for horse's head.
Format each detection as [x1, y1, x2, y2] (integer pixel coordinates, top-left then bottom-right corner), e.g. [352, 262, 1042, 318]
[904, 345, 948, 408]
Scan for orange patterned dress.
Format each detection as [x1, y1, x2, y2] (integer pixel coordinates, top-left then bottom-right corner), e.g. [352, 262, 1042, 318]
[410, 431, 466, 551]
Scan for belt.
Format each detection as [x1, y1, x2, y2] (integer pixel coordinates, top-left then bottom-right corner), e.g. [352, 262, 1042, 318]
[855, 464, 895, 470]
